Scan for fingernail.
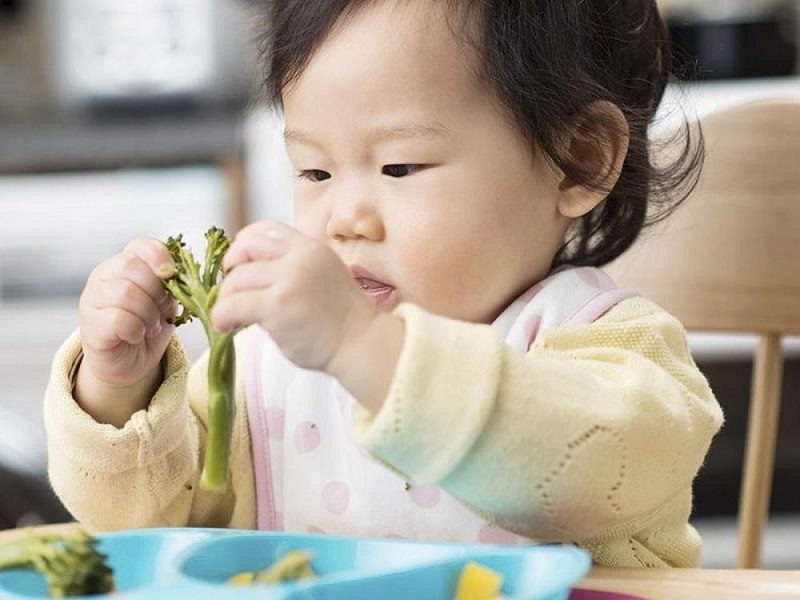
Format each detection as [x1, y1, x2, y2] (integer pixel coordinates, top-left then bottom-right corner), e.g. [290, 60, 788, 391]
[155, 262, 176, 278]
[146, 321, 162, 338]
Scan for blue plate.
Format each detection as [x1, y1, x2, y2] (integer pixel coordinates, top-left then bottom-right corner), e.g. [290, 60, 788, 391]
[0, 528, 591, 600]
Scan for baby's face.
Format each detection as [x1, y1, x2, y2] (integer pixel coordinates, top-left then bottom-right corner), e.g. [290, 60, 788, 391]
[283, 0, 571, 323]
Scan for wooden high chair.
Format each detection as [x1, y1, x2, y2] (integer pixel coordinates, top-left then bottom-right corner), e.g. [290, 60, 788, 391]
[606, 100, 800, 569]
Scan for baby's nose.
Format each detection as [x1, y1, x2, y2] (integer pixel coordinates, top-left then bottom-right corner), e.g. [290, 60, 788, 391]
[325, 193, 385, 241]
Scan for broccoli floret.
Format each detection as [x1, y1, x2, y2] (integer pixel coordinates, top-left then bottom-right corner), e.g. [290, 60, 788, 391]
[0, 530, 114, 597]
[163, 226, 231, 332]
[163, 227, 236, 493]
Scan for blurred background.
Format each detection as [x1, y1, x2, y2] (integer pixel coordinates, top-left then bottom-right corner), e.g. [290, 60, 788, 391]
[0, 0, 799, 568]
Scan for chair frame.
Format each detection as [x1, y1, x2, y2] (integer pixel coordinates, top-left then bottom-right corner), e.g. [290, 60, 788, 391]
[607, 100, 800, 568]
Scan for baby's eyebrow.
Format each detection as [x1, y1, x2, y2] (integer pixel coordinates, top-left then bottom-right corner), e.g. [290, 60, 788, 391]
[284, 122, 450, 146]
[367, 122, 451, 142]
[284, 129, 319, 146]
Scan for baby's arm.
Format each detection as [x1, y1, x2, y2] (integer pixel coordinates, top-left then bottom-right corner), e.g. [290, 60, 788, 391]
[44, 330, 256, 531]
[45, 237, 255, 530]
[354, 297, 723, 562]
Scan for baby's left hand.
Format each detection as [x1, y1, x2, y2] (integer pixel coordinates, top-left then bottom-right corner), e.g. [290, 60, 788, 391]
[211, 220, 378, 372]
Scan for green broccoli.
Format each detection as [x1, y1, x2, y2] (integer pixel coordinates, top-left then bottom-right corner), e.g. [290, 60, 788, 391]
[163, 226, 236, 493]
[0, 530, 114, 597]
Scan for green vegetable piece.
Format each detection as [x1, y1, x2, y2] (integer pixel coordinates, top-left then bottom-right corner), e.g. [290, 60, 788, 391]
[163, 226, 236, 493]
[0, 530, 115, 597]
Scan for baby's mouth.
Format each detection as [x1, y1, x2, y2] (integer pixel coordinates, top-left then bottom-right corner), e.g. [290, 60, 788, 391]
[355, 276, 396, 306]
[348, 265, 397, 307]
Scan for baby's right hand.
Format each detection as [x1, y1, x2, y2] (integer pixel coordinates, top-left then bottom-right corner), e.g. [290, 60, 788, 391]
[75, 237, 177, 425]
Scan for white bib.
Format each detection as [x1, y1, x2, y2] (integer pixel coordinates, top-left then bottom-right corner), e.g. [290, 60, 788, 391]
[244, 266, 635, 543]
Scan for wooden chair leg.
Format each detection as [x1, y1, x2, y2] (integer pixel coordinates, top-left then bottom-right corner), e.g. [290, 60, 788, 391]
[221, 152, 248, 233]
[736, 334, 783, 569]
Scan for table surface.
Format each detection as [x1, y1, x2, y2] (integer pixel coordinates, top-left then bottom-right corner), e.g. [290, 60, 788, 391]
[1, 524, 799, 599]
[577, 566, 800, 599]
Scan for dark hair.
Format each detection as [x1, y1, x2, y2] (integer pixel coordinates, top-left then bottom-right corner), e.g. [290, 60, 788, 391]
[257, 0, 703, 267]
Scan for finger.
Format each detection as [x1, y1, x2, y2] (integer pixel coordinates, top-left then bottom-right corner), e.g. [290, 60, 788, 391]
[223, 220, 297, 270]
[212, 268, 295, 332]
[211, 288, 274, 333]
[88, 275, 166, 338]
[96, 250, 171, 308]
[159, 296, 180, 320]
[123, 236, 175, 280]
[218, 261, 278, 296]
[108, 278, 164, 337]
[86, 306, 151, 347]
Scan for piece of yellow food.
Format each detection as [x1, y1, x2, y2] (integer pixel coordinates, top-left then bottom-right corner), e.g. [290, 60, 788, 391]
[454, 561, 504, 600]
[227, 571, 255, 585]
[226, 550, 315, 586]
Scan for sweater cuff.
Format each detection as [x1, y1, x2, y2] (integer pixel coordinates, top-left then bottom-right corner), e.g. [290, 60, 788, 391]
[44, 329, 192, 473]
[353, 303, 504, 484]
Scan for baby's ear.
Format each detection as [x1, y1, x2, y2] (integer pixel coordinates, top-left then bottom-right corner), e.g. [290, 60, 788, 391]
[556, 101, 630, 218]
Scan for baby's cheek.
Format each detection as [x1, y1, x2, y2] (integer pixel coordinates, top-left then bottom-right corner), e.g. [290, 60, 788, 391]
[294, 203, 329, 243]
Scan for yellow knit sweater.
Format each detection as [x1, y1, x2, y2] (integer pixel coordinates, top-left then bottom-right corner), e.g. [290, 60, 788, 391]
[44, 297, 722, 567]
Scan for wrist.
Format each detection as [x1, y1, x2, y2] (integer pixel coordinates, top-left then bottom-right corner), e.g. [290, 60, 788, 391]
[327, 311, 405, 415]
[74, 359, 163, 428]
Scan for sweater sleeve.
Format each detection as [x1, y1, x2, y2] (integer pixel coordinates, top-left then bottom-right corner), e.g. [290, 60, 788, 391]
[44, 329, 256, 531]
[353, 297, 723, 556]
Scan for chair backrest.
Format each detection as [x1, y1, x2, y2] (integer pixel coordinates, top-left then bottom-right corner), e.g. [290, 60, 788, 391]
[606, 100, 800, 568]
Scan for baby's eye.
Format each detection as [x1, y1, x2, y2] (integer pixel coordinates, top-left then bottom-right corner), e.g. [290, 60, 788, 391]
[382, 164, 424, 178]
[298, 169, 331, 182]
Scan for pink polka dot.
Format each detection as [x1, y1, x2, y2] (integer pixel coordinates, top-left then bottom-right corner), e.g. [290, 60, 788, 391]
[575, 267, 600, 288]
[321, 481, 350, 515]
[294, 421, 321, 453]
[265, 407, 285, 441]
[478, 525, 518, 545]
[408, 485, 441, 509]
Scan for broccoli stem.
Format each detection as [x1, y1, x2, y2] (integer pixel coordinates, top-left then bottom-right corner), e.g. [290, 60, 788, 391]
[199, 331, 236, 492]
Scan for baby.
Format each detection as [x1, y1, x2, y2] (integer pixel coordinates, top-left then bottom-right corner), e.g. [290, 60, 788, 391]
[46, 0, 722, 568]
